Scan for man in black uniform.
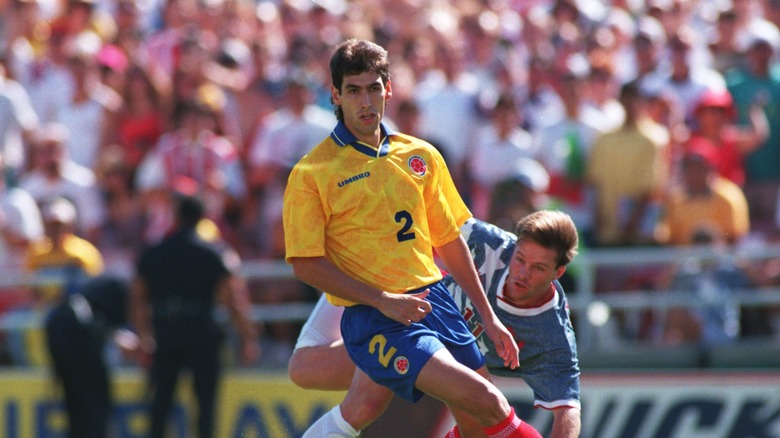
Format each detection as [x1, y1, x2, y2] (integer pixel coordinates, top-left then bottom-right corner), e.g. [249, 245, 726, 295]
[130, 195, 258, 438]
[45, 275, 135, 438]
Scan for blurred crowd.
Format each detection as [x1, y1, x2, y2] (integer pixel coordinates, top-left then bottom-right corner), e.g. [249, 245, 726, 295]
[2, 0, 780, 365]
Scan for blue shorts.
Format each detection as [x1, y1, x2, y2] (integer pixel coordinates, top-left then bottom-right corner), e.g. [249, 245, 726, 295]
[341, 281, 485, 402]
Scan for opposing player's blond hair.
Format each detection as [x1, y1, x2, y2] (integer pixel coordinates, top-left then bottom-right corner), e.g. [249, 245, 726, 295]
[514, 210, 579, 267]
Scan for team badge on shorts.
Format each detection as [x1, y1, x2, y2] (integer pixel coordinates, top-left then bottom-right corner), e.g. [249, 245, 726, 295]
[408, 156, 427, 177]
[394, 356, 410, 375]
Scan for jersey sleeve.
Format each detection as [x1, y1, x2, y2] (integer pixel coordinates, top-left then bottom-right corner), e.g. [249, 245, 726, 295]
[426, 148, 471, 247]
[283, 164, 327, 262]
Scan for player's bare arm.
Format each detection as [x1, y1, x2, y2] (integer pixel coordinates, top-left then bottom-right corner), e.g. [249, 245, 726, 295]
[290, 256, 432, 325]
[435, 235, 520, 369]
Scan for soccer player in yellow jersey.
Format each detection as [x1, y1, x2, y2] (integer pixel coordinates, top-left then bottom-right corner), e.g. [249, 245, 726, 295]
[283, 39, 541, 438]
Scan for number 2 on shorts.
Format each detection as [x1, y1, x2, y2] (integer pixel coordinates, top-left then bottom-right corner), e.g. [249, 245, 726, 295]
[369, 334, 397, 367]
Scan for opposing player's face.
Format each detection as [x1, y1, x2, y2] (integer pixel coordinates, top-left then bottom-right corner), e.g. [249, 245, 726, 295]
[503, 240, 565, 306]
[332, 71, 392, 146]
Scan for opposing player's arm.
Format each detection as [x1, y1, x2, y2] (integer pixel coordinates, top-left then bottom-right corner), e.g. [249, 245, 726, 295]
[435, 235, 519, 369]
[290, 256, 431, 325]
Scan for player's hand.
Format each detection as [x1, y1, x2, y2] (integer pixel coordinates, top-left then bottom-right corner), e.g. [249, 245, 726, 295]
[114, 328, 141, 359]
[133, 335, 156, 368]
[483, 317, 520, 369]
[377, 290, 432, 326]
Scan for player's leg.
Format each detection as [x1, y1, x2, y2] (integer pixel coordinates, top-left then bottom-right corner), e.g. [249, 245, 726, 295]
[288, 294, 354, 390]
[302, 368, 394, 437]
[148, 350, 184, 438]
[192, 338, 221, 438]
[416, 350, 541, 438]
[288, 342, 354, 390]
[447, 366, 496, 438]
[552, 406, 581, 438]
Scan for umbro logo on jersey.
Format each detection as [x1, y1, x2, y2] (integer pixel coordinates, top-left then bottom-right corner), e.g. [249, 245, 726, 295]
[337, 172, 371, 187]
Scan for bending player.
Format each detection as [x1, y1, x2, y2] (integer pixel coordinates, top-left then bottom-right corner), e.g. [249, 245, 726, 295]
[289, 211, 582, 437]
[284, 39, 541, 438]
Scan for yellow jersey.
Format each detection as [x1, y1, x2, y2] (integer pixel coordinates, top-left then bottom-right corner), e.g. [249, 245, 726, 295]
[283, 122, 471, 306]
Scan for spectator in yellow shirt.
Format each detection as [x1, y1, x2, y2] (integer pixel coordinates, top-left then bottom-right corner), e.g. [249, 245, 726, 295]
[658, 138, 750, 246]
[11, 196, 105, 366]
[26, 196, 105, 305]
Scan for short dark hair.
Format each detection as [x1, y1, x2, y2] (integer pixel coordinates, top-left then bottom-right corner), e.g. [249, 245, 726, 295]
[176, 195, 205, 229]
[329, 39, 390, 121]
[514, 210, 579, 267]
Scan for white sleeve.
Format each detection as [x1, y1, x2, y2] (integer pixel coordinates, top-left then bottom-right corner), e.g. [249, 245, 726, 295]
[293, 294, 344, 350]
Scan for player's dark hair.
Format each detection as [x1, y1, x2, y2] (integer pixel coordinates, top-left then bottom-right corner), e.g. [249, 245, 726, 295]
[176, 195, 205, 229]
[329, 39, 390, 121]
[514, 210, 579, 267]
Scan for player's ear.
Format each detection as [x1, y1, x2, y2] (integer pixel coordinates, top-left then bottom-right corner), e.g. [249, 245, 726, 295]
[331, 84, 342, 105]
[385, 80, 392, 100]
[554, 265, 566, 280]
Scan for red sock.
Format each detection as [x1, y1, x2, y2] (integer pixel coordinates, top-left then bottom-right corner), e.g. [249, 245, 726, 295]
[443, 426, 462, 438]
[483, 408, 542, 438]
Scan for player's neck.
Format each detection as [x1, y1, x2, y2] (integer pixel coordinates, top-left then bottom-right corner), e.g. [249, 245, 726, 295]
[504, 283, 555, 309]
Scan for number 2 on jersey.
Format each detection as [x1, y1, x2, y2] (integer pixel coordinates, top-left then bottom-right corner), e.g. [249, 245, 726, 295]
[369, 334, 397, 367]
[395, 210, 416, 242]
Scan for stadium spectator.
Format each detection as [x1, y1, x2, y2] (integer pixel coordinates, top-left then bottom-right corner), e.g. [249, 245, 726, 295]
[134, 85, 245, 245]
[0, 152, 43, 271]
[95, 43, 130, 95]
[11, 196, 105, 367]
[534, 55, 603, 245]
[26, 196, 104, 304]
[12, 21, 74, 125]
[581, 55, 623, 132]
[113, 64, 168, 177]
[587, 81, 669, 247]
[686, 88, 768, 187]
[0, 151, 44, 328]
[518, 55, 564, 135]
[93, 144, 146, 266]
[708, 9, 745, 73]
[468, 92, 537, 220]
[657, 138, 750, 246]
[725, 20, 780, 237]
[659, 25, 728, 125]
[0, 48, 39, 183]
[415, 38, 482, 191]
[18, 123, 106, 242]
[629, 15, 668, 93]
[54, 33, 122, 171]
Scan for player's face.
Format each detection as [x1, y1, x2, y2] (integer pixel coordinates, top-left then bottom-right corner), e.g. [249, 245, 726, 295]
[503, 240, 566, 306]
[332, 71, 392, 147]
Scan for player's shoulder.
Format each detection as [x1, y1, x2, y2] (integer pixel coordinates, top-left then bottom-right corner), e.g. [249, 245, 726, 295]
[390, 132, 442, 155]
[461, 219, 517, 248]
[290, 135, 339, 170]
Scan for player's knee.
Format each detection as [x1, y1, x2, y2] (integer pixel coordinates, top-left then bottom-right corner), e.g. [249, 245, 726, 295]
[341, 387, 393, 430]
[470, 384, 512, 424]
[287, 354, 316, 389]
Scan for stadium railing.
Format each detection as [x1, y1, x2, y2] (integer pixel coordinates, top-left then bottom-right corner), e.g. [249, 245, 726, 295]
[1, 243, 779, 369]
